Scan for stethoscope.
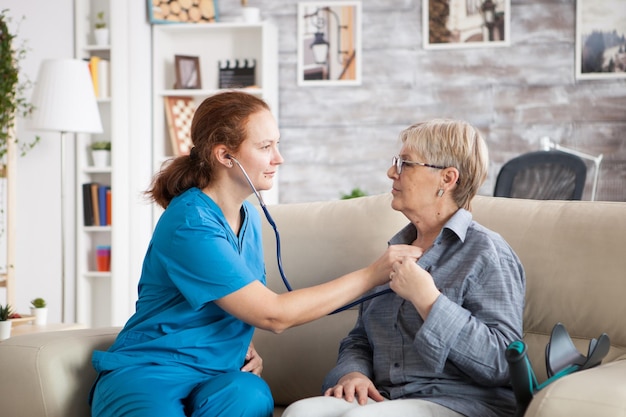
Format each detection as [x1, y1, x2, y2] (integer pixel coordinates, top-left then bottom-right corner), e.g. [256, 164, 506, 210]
[228, 155, 393, 314]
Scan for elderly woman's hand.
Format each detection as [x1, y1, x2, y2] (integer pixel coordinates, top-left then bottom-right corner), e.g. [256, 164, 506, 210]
[324, 372, 385, 404]
[389, 258, 441, 319]
[241, 342, 263, 375]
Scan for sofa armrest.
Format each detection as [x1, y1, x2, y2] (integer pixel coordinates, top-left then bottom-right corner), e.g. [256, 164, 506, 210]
[525, 359, 626, 417]
[0, 327, 120, 417]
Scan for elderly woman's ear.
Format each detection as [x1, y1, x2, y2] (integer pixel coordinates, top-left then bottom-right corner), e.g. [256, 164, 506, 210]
[441, 167, 460, 189]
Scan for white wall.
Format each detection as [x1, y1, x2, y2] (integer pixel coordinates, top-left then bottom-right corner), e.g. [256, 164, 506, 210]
[3, 0, 74, 321]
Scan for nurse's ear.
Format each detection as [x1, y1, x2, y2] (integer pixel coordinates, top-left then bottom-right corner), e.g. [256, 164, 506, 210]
[215, 146, 234, 168]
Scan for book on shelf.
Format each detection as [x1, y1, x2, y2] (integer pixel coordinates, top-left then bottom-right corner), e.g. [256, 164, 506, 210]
[87, 56, 110, 99]
[106, 188, 112, 225]
[82, 183, 94, 226]
[82, 182, 111, 226]
[91, 183, 100, 226]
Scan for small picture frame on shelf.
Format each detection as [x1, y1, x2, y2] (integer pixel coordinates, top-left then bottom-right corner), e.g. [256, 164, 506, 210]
[147, 0, 218, 24]
[175, 55, 202, 89]
[164, 96, 196, 156]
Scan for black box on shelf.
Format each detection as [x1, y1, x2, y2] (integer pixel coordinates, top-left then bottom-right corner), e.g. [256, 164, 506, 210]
[218, 59, 256, 89]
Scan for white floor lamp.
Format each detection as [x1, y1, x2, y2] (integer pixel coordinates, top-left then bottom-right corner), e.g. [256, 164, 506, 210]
[27, 59, 103, 322]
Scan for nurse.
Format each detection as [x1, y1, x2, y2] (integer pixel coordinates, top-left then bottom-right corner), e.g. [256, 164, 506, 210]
[89, 91, 422, 417]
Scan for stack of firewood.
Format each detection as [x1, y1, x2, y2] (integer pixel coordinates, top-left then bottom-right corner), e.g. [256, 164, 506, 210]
[150, 0, 217, 23]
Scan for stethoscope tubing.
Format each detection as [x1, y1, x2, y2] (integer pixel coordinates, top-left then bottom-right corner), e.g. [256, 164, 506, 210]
[229, 155, 391, 314]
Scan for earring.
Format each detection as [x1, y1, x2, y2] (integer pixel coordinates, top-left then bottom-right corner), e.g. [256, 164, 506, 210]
[228, 162, 233, 167]
[437, 189, 444, 197]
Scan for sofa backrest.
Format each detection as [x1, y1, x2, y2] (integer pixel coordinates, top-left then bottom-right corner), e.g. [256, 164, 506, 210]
[253, 193, 409, 406]
[472, 195, 626, 382]
[253, 193, 626, 406]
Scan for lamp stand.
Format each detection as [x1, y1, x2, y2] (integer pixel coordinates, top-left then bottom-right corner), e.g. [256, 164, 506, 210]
[540, 136, 604, 201]
[60, 131, 68, 323]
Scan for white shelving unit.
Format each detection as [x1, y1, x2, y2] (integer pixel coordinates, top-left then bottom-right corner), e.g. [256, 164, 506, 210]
[151, 22, 279, 211]
[73, 0, 153, 328]
[70, 8, 277, 327]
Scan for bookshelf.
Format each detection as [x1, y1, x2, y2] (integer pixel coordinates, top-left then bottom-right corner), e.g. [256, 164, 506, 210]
[73, 0, 153, 327]
[74, 0, 113, 328]
[151, 21, 280, 214]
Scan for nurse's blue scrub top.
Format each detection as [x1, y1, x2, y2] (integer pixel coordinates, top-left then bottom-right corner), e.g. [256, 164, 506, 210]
[92, 187, 266, 375]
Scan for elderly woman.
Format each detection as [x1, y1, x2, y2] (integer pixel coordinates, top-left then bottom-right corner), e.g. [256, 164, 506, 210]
[283, 119, 525, 417]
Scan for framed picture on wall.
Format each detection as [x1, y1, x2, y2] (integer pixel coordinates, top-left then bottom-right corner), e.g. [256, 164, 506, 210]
[297, 1, 362, 86]
[423, 0, 510, 49]
[576, 0, 626, 80]
[175, 55, 202, 89]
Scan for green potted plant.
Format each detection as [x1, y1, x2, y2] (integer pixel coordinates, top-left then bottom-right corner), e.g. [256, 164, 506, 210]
[0, 10, 39, 175]
[89, 140, 111, 167]
[0, 304, 14, 340]
[30, 297, 46, 308]
[30, 297, 48, 325]
[93, 11, 109, 46]
[341, 187, 368, 199]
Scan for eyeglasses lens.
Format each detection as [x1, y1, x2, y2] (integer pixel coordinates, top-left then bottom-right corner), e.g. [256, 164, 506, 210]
[393, 156, 402, 175]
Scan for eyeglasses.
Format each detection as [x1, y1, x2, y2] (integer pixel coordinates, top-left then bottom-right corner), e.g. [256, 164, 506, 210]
[391, 155, 446, 175]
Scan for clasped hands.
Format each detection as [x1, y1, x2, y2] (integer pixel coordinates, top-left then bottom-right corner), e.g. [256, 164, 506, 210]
[385, 244, 441, 319]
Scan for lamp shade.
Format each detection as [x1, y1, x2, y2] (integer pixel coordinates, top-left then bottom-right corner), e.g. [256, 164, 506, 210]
[28, 59, 103, 134]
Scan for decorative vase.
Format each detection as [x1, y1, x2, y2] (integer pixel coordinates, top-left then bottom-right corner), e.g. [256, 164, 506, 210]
[30, 307, 48, 326]
[91, 150, 111, 168]
[0, 320, 11, 340]
[241, 7, 260, 23]
[94, 28, 109, 46]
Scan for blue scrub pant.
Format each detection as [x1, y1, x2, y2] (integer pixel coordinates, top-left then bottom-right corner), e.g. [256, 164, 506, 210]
[91, 365, 273, 417]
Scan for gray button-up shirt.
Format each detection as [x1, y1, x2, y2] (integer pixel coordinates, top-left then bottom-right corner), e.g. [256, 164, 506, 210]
[323, 208, 525, 417]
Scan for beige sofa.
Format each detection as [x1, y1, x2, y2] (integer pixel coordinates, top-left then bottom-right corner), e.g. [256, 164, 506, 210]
[1, 194, 625, 417]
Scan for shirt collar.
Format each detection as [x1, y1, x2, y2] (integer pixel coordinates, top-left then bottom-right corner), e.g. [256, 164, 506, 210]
[389, 208, 473, 245]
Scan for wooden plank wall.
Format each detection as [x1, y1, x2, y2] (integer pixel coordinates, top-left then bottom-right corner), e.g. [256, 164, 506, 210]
[219, 0, 626, 202]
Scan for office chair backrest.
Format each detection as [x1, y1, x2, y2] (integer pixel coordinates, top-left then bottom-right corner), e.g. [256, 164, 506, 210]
[494, 150, 587, 200]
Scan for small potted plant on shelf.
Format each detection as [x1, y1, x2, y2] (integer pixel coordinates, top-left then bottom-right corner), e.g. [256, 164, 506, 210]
[0, 304, 14, 340]
[90, 140, 111, 168]
[93, 11, 109, 46]
[30, 297, 48, 326]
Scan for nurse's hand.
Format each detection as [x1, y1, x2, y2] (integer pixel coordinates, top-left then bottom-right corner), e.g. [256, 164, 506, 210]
[241, 342, 263, 376]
